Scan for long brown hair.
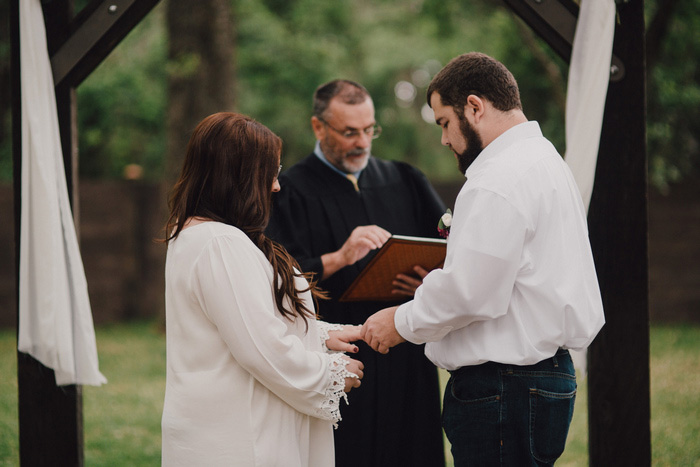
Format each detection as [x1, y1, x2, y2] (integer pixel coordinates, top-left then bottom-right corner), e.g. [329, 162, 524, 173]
[166, 112, 324, 323]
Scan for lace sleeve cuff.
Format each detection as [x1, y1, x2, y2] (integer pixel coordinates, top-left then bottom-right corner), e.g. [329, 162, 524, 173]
[314, 353, 358, 428]
[316, 321, 344, 353]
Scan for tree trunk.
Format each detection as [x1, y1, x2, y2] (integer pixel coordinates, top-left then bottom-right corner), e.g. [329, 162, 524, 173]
[165, 0, 235, 184]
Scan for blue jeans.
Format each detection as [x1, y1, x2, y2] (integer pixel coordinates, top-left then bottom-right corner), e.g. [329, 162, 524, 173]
[443, 349, 576, 466]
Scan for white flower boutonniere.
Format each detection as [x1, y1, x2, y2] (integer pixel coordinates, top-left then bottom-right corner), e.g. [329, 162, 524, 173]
[438, 208, 452, 239]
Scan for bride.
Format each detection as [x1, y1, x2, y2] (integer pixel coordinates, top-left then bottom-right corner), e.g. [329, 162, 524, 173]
[161, 112, 364, 466]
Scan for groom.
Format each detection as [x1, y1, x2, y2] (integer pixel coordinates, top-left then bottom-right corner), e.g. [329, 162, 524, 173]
[361, 52, 605, 465]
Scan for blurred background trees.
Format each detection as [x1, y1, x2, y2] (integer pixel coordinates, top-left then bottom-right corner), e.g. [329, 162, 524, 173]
[0, 0, 698, 192]
[165, 0, 234, 184]
[645, 0, 700, 191]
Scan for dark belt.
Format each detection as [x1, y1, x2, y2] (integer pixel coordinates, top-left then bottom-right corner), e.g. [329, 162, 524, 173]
[448, 348, 570, 375]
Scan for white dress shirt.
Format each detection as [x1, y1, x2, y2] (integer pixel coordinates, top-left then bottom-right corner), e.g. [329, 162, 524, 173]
[394, 121, 605, 370]
[162, 222, 348, 466]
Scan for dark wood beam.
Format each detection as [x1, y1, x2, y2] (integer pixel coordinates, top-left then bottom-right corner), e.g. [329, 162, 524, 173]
[11, 0, 20, 327]
[51, 0, 161, 88]
[502, 0, 578, 60]
[587, 0, 651, 464]
[15, 2, 84, 464]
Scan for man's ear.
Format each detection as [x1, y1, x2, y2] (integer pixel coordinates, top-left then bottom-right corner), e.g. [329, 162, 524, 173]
[311, 116, 325, 140]
[465, 95, 485, 123]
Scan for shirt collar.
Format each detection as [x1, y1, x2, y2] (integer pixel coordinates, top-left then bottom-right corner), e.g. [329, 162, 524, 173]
[465, 121, 542, 179]
[313, 140, 363, 179]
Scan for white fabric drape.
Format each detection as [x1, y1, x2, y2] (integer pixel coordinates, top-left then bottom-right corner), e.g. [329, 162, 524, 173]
[564, 0, 617, 211]
[18, 0, 106, 386]
[564, 0, 616, 373]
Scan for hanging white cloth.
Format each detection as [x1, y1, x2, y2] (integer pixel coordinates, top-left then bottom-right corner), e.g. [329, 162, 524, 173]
[564, 0, 617, 211]
[564, 0, 616, 373]
[18, 0, 106, 386]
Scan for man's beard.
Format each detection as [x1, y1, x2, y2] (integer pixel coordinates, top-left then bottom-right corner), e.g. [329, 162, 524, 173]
[456, 117, 484, 174]
[342, 148, 370, 173]
[320, 138, 370, 173]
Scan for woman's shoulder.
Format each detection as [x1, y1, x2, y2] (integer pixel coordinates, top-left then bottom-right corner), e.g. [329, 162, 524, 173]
[174, 221, 257, 256]
[181, 220, 245, 239]
[177, 223, 274, 283]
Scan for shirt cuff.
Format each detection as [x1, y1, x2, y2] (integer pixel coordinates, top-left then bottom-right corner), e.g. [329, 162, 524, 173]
[316, 321, 344, 353]
[394, 301, 424, 344]
[394, 299, 455, 344]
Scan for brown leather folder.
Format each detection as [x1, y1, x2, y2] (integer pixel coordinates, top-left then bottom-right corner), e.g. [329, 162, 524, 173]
[339, 235, 447, 302]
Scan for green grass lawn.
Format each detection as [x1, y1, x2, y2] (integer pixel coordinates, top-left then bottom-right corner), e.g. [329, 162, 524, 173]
[1, 323, 699, 466]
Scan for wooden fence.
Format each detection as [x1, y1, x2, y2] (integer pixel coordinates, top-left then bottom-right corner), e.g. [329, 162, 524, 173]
[1, 177, 698, 328]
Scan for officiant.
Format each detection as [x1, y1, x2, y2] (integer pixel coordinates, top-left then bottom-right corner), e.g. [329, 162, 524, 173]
[266, 79, 446, 467]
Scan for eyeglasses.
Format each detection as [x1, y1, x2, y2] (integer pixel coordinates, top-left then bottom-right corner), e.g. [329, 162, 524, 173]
[275, 164, 282, 180]
[318, 117, 382, 140]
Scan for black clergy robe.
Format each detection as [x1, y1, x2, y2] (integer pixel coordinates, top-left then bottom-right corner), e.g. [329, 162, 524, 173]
[267, 153, 446, 467]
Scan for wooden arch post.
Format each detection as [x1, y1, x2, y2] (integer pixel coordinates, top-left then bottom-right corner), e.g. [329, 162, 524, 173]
[11, 0, 160, 464]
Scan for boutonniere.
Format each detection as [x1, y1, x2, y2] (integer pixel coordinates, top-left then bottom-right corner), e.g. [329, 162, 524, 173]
[437, 208, 452, 239]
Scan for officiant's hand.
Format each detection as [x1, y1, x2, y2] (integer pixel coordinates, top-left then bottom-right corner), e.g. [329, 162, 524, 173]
[391, 265, 430, 297]
[341, 356, 364, 392]
[361, 306, 406, 354]
[326, 325, 362, 354]
[321, 225, 391, 279]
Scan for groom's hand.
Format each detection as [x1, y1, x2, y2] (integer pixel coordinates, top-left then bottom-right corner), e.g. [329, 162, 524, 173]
[361, 306, 405, 354]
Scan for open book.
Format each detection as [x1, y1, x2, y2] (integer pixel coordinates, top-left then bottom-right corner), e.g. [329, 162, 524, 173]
[339, 235, 447, 302]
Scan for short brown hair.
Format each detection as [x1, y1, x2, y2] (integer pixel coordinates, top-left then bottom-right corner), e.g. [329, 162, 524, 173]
[427, 52, 522, 115]
[313, 79, 371, 119]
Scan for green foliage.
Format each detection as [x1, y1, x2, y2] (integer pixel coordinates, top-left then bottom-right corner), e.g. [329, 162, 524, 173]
[0, 0, 12, 183]
[1, 0, 697, 188]
[234, 0, 569, 182]
[646, 0, 700, 192]
[76, 4, 167, 180]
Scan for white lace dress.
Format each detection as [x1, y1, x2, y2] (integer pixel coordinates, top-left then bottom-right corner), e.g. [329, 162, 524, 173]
[161, 222, 355, 466]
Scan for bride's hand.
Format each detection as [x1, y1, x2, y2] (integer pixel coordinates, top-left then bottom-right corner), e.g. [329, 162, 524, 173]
[341, 356, 364, 392]
[326, 325, 362, 353]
